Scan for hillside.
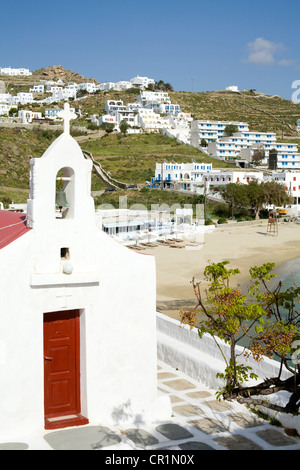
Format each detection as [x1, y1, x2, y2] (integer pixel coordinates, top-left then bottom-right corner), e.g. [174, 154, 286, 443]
[0, 65, 97, 94]
[169, 90, 300, 136]
[32, 65, 98, 84]
[1, 64, 299, 134]
[0, 129, 220, 205]
[78, 88, 300, 135]
[1, 66, 300, 205]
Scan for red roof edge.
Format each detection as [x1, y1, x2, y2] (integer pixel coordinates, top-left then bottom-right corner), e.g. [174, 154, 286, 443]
[0, 210, 32, 249]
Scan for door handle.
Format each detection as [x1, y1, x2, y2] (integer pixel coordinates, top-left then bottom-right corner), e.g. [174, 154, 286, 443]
[44, 356, 52, 360]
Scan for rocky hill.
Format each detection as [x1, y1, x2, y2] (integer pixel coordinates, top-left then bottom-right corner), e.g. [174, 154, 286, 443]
[32, 65, 98, 84]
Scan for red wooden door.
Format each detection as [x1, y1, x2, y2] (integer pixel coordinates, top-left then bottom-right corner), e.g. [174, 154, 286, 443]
[43, 310, 88, 429]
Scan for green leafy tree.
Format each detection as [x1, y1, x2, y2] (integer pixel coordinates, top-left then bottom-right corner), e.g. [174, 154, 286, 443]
[221, 183, 249, 218]
[100, 122, 115, 133]
[155, 80, 174, 91]
[119, 120, 130, 135]
[246, 180, 265, 220]
[8, 107, 18, 116]
[224, 124, 238, 137]
[252, 148, 265, 165]
[264, 180, 294, 207]
[222, 181, 293, 219]
[180, 261, 300, 414]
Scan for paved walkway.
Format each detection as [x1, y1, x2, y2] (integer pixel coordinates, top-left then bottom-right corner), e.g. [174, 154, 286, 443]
[1, 361, 300, 450]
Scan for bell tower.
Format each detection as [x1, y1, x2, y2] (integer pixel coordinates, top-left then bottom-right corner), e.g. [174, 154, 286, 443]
[27, 103, 96, 274]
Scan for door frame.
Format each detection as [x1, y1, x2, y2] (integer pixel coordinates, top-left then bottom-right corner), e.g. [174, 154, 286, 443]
[43, 309, 88, 430]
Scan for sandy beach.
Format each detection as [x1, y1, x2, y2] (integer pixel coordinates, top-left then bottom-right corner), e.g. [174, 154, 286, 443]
[142, 220, 300, 319]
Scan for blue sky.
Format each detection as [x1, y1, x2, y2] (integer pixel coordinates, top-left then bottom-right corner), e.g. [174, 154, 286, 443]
[1, 0, 299, 99]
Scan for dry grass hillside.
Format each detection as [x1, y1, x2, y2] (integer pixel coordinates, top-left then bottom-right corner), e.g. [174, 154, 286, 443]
[73, 89, 300, 136]
[169, 90, 300, 136]
[32, 65, 98, 84]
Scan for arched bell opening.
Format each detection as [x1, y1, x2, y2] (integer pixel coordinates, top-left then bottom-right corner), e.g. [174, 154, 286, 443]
[55, 167, 75, 219]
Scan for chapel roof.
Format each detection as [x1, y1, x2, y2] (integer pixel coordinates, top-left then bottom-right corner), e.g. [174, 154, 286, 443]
[0, 210, 31, 249]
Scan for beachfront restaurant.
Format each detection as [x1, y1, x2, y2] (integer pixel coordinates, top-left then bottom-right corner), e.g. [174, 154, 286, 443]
[102, 218, 149, 237]
[95, 209, 179, 242]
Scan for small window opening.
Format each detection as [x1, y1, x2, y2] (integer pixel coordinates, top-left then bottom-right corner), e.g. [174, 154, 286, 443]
[61, 247, 70, 260]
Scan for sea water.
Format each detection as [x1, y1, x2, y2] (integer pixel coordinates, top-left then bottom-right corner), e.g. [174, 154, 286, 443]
[237, 257, 300, 358]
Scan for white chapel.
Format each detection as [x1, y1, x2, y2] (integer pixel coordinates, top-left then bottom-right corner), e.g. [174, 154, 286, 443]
[0, 103, 170, 440]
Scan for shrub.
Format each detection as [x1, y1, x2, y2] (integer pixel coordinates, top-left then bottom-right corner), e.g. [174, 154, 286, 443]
[212, 202, 229, 218]
[217, 217, 227, 224]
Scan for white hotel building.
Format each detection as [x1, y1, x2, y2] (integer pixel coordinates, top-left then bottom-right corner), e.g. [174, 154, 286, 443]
[190, 120, 300, 167]
[207, 131, 277, 160]
[152, 162, 264, 191]
[152, 162, 213, 190]
[239, 142, 300, 169]
[152, 162, 300, 208]
[191, 120, 249, 145]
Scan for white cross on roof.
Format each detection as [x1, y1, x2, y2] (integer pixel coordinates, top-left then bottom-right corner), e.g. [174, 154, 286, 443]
[57, 102, 77, 134]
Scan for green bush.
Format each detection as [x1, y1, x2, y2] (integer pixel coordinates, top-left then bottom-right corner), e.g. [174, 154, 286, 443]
[217, 217, 227, 224]
[212, 202, 229, 218]
[205, 219, 215, 225]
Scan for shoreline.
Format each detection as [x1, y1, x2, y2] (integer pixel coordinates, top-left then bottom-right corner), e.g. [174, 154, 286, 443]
[143, 220, 300, 320]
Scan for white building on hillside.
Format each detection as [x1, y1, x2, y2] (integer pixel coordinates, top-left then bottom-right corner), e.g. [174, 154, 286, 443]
[153, 162, 213, 188]
[130, 76, 155, 89]
[0, 103, 13, 115]
[18, 110, 42, 123]
[44, 80, 65, 90]
[45, 107, 78, 120]
[44, 108, 62, 120]
[0, 93, 12, 103]
[30, 85, 45, 93]
[152, 162, 264, 192]
[13, 92, 34, 105]
[0, 66, 32, 76]
[207, 131, 277, 161]
[239, 142, 300, 169]
[114, 80, 132, 90]
[47, 86, 77, 102]
[77, 83, 97, 93]
[152, 161, 300, 207]
[191, 120, 249, 145]
[138, 91, 171, 107]
[269, 171, 300, 205]
[63, 84, 77, 99]
[105, 100, 127, 114]
[98, 82, 116, 91]
[138, 108, 170, 132]
[96, 114, 117, 126]
[226, 85, 239, 92]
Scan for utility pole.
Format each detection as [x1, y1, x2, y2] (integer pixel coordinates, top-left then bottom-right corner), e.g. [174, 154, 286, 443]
[204, 181, 207, 220]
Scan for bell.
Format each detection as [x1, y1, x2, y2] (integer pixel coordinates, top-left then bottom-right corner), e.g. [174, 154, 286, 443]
[55, 187, 69, 212]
